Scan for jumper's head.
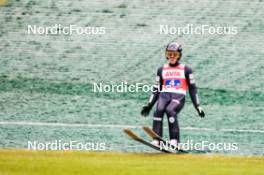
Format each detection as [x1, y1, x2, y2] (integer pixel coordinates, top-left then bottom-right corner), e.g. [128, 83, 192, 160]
[165, 42, 182, 64]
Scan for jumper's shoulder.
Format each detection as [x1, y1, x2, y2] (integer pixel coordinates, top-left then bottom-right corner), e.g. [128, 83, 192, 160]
[156, 66, 163, 76]
[183, 64, 193, 74]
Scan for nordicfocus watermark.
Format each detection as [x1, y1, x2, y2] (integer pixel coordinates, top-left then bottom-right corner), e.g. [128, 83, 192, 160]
[28, 140, 106, 151]
[160, 140, 238, 152]
[93, 82, 156, 93]
[160, 24, 238, 35]
[27, 24, 105, 35]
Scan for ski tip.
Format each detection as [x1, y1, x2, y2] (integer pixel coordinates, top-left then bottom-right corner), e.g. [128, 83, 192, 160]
[123, 128, 132, 136]
[142, 126, 152, 133]
[142, 126, 159, 138]
[123, 128, 140, 140]
[123, 128, 130, 133]
[142, 126, 150, 129]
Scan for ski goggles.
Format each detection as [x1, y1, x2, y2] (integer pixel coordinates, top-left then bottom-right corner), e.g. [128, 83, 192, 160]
[166, 51, 180, 58]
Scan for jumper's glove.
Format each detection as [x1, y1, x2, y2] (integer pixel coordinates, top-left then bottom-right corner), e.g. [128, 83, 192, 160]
[196, 106, 205, 118]
[141, 105, 152, 117]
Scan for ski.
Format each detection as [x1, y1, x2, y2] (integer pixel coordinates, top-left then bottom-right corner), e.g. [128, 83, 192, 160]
[142, 126, 189, 154]
[123, 128, 173, 153]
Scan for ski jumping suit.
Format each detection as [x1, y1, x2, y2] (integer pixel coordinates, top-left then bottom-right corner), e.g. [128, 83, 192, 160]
[148, 61, 200, 142]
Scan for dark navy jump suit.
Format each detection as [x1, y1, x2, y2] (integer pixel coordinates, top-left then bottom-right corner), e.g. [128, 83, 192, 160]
[148, 61, 200, 142]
